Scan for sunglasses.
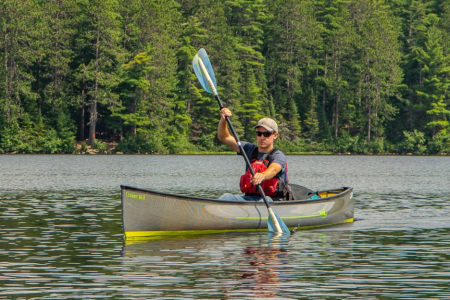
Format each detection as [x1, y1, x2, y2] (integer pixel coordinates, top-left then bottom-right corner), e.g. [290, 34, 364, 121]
[256, 131, 273, 137]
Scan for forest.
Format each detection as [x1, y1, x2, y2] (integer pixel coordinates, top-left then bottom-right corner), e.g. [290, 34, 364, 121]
[1, 0, 450, 154]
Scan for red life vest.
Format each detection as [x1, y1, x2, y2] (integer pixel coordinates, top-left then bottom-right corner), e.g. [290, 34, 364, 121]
[239, 148, 284, 196]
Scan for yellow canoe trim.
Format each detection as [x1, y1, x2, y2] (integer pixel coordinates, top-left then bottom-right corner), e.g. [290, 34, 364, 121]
[124, 218, 354, 239]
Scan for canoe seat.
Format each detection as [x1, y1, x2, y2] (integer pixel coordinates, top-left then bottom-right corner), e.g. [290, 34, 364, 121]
[289, 184, 317, 200]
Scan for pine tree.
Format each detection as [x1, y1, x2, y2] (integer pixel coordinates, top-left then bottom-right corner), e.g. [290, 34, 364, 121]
[265, 0, 321, 141]
[115, 0, 187, 153]
[0, 0, 41, 151]
[351, 0, 403, 144]
[414, 26, 450, 137]
[183, 0, 242, 145]
[73, 0, 123, 145]
[224, 0, 269, 141]
[314, 0, 357, 140]
[392, 0, 434, 135]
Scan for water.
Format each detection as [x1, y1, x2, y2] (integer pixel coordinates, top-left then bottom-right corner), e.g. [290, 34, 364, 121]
[1, 154, 449, 299]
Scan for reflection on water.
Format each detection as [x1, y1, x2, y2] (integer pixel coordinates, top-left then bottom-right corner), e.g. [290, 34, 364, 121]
[234, 234, 289, 299]
[1, 155, 450, 299]
[1, 189, 449, 299]
[121, 233, 295, 299]
[0, 190, 123, 298]
[121, 229, 450, 299]
[239, 246, 285, 298]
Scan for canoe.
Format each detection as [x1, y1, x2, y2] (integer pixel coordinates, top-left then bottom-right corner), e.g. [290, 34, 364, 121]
[121, 184, 354, 238]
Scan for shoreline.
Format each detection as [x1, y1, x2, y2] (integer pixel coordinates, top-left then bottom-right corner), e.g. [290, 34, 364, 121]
[0, 141, 444, 156]
[1, 151, 448, 156]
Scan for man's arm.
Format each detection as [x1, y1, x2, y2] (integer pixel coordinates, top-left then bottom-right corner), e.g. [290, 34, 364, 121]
[217, 108, 240, 153]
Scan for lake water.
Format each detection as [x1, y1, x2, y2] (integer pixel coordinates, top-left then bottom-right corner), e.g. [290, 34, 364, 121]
[0, 154, 449, 299]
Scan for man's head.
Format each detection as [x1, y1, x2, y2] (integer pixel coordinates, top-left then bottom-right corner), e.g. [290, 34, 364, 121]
[254, 118, 278, 151]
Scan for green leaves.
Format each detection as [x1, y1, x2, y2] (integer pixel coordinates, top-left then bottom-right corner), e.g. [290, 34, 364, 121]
[0, 0, 449, 154]
[413, 26, 450, 138]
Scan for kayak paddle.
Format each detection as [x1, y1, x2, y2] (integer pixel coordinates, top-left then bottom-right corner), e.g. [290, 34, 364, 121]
[192, 48, 290, 235]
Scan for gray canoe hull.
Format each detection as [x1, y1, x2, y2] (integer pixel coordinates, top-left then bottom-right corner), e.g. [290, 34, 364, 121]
[121, 185, 354, 238]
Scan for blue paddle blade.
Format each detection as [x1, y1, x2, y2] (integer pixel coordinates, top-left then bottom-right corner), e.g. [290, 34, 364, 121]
[268, 212, 290, 236]
[267, 232, 290, 247]
[192, 48, 217, 95]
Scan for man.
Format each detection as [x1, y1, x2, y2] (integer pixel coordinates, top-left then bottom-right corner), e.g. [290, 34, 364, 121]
[217, 108, 288, 201]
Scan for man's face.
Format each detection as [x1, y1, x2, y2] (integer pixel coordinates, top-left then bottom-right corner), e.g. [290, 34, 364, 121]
[255, 127, 278, 150]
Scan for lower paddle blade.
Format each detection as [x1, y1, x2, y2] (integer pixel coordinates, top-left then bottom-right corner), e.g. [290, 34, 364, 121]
[267, 210, 290, 236]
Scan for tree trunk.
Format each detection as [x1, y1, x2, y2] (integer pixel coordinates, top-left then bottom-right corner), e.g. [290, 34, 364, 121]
[79, 82, 85, 141]
[131, 98, 137, 137]
[4, 32, 12, 123]
[36, 62, 41, 118]
[335, 94, 339, 138]
[323, 53, 327, 112]
[88, 32, 100, 145]
[367, 99, 371, 141]
[88, 100, 97, 145]
[4, 33, 8, 95]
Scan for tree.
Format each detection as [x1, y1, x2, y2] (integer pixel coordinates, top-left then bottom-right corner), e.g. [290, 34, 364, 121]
[351, 0, 403, 143]
[183, 0, 242, 145]
[73, 0, 123, 145]
[314, 0, 357, 140]
[0, 0, 39, 126]
[0, 0, 41, 152]
[265, 0, 321, 141]
[114, 0, 188, 153]
[414, 26, 450, 137]
[389, 0, 434, 138]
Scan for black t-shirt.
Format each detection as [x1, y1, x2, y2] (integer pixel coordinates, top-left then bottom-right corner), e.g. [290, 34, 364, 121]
[240, 141, 287, 181]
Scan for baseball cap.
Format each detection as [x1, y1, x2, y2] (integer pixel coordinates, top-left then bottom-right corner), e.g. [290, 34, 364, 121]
[254, 118, 278, 133]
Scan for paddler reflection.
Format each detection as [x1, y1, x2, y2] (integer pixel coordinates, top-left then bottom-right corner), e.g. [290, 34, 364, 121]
[239, 234, 289, 298]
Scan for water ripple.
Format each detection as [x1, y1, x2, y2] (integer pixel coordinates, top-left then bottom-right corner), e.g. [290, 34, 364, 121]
[1, 155, 450, 299]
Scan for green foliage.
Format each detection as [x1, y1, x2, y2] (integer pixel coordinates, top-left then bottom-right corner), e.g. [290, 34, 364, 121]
[238, 69, 266, 141]
[401, 130, 427, 154]
[275, 138, 329, 154]
[0, 123, 21, 153]
[265, 0, 318, 137]
[196, 134, 216, 151]
[0, 0, 450, 154]
[428, 135, 448, 154]
[80, 142, 88, 153]
[413, 26, 450, 138]
[0, 115, 75, 154]
[54, 112, 77, 153]
[39, 129, 63, 154]
[333, 131, 358, 153]
[164, 133, 198, 154]
[92, 139, 108, 154]
[115, 133, 165, 154]
[367, 138, 386, 154]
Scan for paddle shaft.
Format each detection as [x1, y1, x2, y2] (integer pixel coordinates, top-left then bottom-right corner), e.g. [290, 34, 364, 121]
[196, 59, 273, 206]
[217, 96, 274, 208]
[196, 55, 283, 233]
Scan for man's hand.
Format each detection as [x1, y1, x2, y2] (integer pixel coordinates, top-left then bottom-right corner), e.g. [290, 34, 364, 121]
[220, 108, 232, 120]
[251, 172, 266, 185]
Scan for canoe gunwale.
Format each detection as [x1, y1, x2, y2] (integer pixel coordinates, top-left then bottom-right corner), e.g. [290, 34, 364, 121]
[120, 184, 353, 205]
